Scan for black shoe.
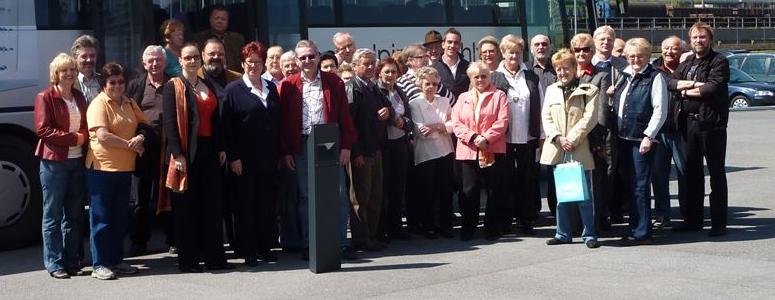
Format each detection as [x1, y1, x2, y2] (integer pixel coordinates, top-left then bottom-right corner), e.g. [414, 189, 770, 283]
[484, 233, 501, 241]
[460, 229, 474, 241]
[388, 230, 412, 240]
[128, 243, 147, 257]
[619, 236, 652, 246]
[179, 265, 204, 273]
[424, 230, 438, 239]
[708, 227, 727, 237]
[545, 238, 571, 245]
[519, 224, 535, 236]
[301, 248, 309, 261]
[50, 269, 70, 279]
[437, 229, 454, 238]
[672, 222, 702, 232]
[258, 251, 278, 262]
[66, 268, 85, 276]
[207, 262, 236, 270]
[341, 246, 358, 260]
[585, 239, 600, 249]
[244, 257, 259, 267]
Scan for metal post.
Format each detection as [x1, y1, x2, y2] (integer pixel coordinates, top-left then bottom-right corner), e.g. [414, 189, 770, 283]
[307, 123, 342, 274]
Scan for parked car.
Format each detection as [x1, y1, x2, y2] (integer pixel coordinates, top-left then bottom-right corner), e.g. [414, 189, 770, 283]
[728, 67, 775, 108]
[725, 53, 775, 83]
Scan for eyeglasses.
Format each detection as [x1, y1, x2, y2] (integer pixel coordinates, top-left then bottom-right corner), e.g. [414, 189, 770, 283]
[336, 43, 354, 52]
[297, 54, 317, 61]
[573, 47, 592, 54]
[244, 60, 262, 66]
[107, 79, 125, 85]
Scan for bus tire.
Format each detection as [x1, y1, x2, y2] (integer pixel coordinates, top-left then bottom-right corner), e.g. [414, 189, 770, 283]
[0, 135, 42, 250]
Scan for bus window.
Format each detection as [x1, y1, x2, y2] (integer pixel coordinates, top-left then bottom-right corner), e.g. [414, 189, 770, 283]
[307, 0, 334, 25]
[34, 0, 91, 29]
[341, 0, 445, 25]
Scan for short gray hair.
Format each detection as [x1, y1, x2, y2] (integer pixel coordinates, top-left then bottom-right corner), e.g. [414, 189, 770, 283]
[280, 50, 296, 64]
[295, 40, 319, 53]
[71, 35, 99, 56]
[352, 48, 375, 65]
[142, 45, 166, 61]
[593, 25, 616, 39]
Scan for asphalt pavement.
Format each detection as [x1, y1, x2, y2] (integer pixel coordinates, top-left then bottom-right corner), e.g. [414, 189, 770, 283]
[2, 108, 775, 300]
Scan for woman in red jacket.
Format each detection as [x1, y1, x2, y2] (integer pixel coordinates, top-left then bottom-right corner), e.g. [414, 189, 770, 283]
[34, 53, 89, 279]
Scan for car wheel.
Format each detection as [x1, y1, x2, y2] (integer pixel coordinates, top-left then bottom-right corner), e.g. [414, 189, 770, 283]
[0, 135, 42, 250]
[730, 95, 751, 108]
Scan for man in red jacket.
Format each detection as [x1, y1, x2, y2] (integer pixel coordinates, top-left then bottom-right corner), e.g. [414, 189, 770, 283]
[279, 39, 358, 260]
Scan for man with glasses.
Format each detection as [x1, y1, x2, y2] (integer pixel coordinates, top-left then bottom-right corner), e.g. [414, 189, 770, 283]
[667, 22, 730, 237]
[333, 32, 356, 64]
[527, 34, 558, 218]
[423, 30, 444, 64]
[431, 27, 470, 101]
[279, 40, 358, 260]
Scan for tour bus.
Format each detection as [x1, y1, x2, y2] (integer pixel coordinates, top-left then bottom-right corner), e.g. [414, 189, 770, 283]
[0, 0, 583, 249]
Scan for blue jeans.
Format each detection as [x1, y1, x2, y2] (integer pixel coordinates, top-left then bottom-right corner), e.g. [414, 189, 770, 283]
[651, 132, 687, 220]
[619, 140, 654, 239]
[294, 135, 351, 248]
[86, 169, 131, 267]
[554, 170, 596, 242]
[40, 158, 85, 272]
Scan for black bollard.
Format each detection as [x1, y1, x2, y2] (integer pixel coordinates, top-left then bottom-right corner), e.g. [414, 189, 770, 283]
[308, 124, 341, 273]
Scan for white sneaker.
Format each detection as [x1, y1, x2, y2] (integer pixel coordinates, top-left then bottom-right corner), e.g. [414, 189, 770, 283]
[91, 266, 116, 280]
[113, 262, 139, 274]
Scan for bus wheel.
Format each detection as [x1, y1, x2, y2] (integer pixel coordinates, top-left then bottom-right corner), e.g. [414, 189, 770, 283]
[0, 135, 42, 250]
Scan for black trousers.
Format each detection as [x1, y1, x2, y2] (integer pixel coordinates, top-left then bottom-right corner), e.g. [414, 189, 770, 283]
[378, 136, 410, 237]
[681, 120, 728, 229]
[592, 152, 613, 228]
[504, 141, 540, 225]
[545, 165, 557, 215]
[233, 160, 279, 259]
[405, 150, 423, 232]
[130, 138, 175, 248]
[171, 137, 226, 268]
[458, 155, 508, 235]
[416, 154, 454, 232]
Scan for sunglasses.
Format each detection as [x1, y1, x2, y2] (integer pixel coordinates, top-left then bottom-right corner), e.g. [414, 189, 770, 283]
[297, 54, 317, 61]
[573, 47, 592, 53]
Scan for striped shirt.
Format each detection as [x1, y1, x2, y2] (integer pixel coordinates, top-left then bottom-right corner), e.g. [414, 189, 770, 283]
[396, 69, 456, 107]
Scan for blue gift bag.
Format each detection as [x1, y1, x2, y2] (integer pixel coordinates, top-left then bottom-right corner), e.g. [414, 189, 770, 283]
[553, 161, 591, 203]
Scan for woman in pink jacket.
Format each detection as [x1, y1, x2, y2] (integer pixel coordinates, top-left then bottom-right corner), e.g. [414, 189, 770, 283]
[451, 62, 510, 241]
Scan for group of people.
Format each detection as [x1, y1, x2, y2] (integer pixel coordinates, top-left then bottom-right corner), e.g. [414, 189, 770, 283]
[36, 6, 730, 280]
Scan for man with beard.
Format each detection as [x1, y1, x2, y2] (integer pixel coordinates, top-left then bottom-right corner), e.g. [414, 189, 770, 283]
[197, 38, 242, 251]
[198, 38, 242, 99]
[126, 46, 174, 256]
[71, 35, 101, 102]
[668, 22, 730, 237]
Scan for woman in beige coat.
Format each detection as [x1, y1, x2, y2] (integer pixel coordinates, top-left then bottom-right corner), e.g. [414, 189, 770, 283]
[540, 49, 600, 248]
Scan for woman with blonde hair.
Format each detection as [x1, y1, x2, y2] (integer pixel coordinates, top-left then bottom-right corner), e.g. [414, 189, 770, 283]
[407, 66, 455, 239]
[35, 53, 89, 278]
[541, 49, 600, 248]
[451, 61, 510, 241]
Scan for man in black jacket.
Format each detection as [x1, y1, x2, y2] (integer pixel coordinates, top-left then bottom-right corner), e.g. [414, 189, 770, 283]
[668, 22, 730, 237]
[126, 45, 173, 256]
[431, 28, 470, 102]
[348, 48, 393, 251]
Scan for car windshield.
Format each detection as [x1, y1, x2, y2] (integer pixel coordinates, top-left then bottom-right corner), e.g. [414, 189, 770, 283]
[730, 68, 756, 83]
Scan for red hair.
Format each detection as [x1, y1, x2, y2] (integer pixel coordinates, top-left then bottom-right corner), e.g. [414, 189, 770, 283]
[241, 41, 267, 62]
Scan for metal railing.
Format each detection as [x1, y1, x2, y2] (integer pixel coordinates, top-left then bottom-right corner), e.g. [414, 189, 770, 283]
[596, 17, 775, 31]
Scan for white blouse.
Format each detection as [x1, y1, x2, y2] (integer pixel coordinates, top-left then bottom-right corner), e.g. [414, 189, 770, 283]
[408, 94, 454, 165]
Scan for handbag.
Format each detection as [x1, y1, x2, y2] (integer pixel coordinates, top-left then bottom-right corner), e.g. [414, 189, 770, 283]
[553, 152, 591, 203]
